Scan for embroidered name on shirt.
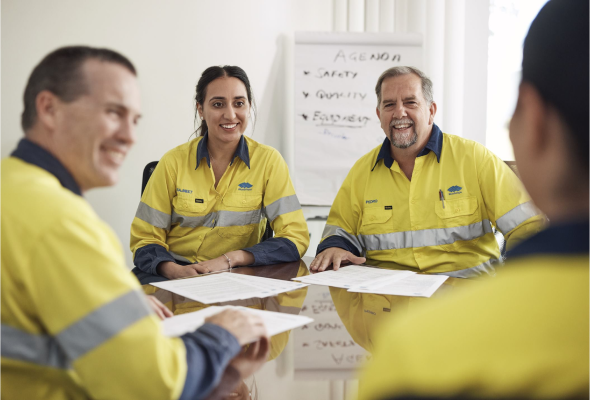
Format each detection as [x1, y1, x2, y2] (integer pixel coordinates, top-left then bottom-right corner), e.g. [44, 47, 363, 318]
[384, 206, 392, 210]
[238, 182, 253, 191]
[366, 199, 378, 204]
[448, 185, 462, 195]
[195, 199, 204, 203]
[176, 188, 193, 194]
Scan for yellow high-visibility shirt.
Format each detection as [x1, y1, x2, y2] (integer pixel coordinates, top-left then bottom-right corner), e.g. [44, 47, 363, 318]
[320, 126, 545, 277]
[130, 134, 309, 275]
[358, 222, 589, 399]
[2, 140, 241, 400]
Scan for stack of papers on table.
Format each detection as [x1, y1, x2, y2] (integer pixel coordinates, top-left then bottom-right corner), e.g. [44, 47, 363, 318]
[162, 305, 314, 338]
[151, 272, 309, 304]
[292, 265, 448, 298]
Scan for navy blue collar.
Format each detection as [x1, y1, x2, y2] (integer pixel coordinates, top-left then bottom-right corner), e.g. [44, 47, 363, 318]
[507, 220, 589, 259]
[372, 123, 443, 171]
[11, 138, 82, 196]
[195, 133, 250, 169]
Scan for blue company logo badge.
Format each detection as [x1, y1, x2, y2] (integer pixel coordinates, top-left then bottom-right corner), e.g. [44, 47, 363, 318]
[238, 182, 253, 191]
[176, 188, 193, 194]
[365, 199, 378, 204]
[448, 185, 462, 195]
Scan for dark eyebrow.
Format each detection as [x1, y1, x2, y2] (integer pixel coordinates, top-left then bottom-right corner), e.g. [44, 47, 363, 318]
[106, 102, 125, 109]
[403, 96, 417, 101]
[208, 95, 247, 102]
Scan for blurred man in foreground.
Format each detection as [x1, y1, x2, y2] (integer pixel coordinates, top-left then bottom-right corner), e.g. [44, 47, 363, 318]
[1, 46, 269, 400]
[359, 0, 589, 398]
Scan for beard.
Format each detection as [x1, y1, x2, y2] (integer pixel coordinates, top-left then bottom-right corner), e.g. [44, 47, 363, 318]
[389, 125, 418, 149]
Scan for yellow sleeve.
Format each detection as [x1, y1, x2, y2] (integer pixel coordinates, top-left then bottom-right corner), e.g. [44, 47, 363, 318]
[263, 149, 309, 256]
[33, 212, 186, 400]
[476, 146, 546, 250]
[319, 159, 366, 254]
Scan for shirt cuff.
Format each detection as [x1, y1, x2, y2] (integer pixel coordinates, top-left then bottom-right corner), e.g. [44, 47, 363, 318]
[243, 237, 300, 266]
[133, 243, 176, 276]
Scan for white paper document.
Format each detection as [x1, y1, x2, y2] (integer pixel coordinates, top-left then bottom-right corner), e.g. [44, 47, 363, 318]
[292, 265, 415, 289]
[151, 273, 309, 304]
[348, 274, 449, 297]
[293, 265, 449, 297]
[162, 305, 314, 338]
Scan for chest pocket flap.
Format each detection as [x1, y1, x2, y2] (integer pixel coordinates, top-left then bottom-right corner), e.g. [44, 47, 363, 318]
[223, 193, 263, 209]
[435, 196, 478, 219]
[362, 206, 392, 226]
[173, 192, 207, 213]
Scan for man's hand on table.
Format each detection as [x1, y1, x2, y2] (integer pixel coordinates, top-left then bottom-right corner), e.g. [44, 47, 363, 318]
[310, 247, 366, 272]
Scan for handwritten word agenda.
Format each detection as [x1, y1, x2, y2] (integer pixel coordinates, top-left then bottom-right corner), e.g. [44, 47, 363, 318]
[334, 50, 401, 63]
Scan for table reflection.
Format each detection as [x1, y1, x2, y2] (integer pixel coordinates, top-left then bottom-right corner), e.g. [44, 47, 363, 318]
[327, 258, 480, 352]
[137, 257, 481, 399]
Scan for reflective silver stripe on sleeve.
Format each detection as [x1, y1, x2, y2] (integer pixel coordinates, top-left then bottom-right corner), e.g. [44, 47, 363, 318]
[171, 210, 215, 228]
[495, 201, 539, 234]
[169, 251, 192, 263]
[265, 195, 301, 222]
[433, 258, 500, 278]
[1, 324, 69, 369]
[321, 224, 364, 255]
[361, 220, 494, 251]
[55, 289, 151, 362]
[135, 202, 171, 230]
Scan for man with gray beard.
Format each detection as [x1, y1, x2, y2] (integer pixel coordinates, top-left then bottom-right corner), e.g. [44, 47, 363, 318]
[310, 66, 545, 277]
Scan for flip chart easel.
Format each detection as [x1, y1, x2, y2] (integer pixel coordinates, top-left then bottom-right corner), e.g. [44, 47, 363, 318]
[294, 32, 423, 205]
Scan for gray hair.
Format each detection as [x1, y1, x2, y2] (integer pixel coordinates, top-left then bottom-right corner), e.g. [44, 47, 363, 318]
[375, 66, 434, 107]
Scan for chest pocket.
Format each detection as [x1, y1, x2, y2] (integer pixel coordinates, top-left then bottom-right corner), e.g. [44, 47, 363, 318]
[360, 206, 392, 234]
[222, 193, 263, 210]
[434, 196, 478, 221]
[435, 196, 481, 251]
[172, 192, 207, 214]
[218, 193, 263, 238]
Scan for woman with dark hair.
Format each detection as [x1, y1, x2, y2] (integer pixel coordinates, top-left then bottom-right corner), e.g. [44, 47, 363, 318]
[130, 66, 309, 280]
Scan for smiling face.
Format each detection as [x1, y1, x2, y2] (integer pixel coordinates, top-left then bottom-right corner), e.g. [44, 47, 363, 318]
[53, 59, 141, 192]
[376, 74, 436, 151]
[197, 76, 250, 144]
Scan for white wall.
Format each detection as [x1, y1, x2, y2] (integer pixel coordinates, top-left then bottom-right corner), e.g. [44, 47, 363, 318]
[1, 0, 333, 269]
[2, 0, 492, 269]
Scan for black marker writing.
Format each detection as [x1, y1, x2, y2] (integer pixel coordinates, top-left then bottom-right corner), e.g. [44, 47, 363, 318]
[316, 90, 366, 100]
[333, 49, 401, 63]
[315, 68, 358, 79]
[313, 111, 371, 128]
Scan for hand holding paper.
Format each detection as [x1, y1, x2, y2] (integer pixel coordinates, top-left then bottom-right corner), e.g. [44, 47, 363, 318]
[206, 308, 268, 346]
